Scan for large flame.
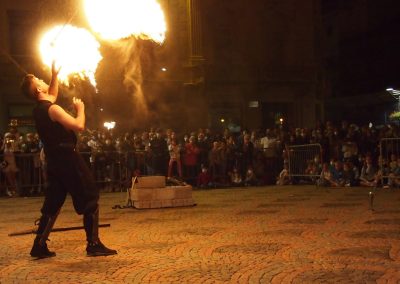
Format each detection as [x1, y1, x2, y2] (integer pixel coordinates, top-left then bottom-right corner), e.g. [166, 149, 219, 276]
[84, 0, 166, 43]
[39, 25, 102, 87]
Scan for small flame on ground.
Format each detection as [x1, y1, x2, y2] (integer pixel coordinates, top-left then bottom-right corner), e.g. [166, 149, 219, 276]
[84, 0, 166, 43]
[39, 25, 102, 87]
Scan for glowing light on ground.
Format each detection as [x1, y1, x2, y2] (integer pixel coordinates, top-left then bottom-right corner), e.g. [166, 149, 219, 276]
[84, 0, 166, 43]
[39, 25, 102, 87]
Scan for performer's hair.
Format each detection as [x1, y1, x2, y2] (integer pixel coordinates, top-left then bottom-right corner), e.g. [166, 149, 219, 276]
[20, 74, 36, 100]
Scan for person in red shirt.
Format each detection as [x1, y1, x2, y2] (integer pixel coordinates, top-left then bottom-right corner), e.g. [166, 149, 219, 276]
[197, 166, 213, 188]
[183, 136, 199, 184]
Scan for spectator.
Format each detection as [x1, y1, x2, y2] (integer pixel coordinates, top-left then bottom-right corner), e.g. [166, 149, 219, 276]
[197, 133, 210, 169]
[244, 167, 258, 186]
[253, 151, 268, 185]
[229, 168, 243, 186]
[225, 135, 238, 174]
[276, 163, 291, 186]
[196, 166, 213, 188]
[318, 163, 333, 187]
[330, 161, 345, 187]
[183, 136, 199, 184]
[168, 139, 182, 178]
[1, 133, 19, 197]
[150, 129, 169, 175]
[359, 156, 378, 187]
[239, 134, 254, 177]
[342, 162, 356, 187]
[208, 141, 221, 182]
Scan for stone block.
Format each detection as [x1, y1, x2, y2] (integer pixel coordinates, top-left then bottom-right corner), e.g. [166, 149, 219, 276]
[135, 176, 165, 188]
[134, 200, 151, 209]
[154, 188, 175, 200]
[131, 188, 153, 200]
[150, 200, 162, 209]
[161, 200, 173, 207]
[172, 186, 192, 199]
[129, 176, 194, 209]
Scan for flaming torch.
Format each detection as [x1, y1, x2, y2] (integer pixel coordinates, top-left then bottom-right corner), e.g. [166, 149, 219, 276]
[39, 24, 102, 87]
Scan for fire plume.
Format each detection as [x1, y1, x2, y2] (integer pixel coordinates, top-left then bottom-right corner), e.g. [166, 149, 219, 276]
[39, 25, 102, 87]
[84, 0, 166, 43]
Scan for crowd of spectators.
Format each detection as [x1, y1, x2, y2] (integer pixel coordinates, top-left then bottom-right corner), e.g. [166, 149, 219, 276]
[1, 120, 400, 197]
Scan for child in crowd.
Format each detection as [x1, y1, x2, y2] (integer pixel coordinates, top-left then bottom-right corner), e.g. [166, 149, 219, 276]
[389, 157, 400, 187]
[359, 156, 378, 187]
[196, 166, 213, 188]
[276, 163, 291, 186]
[305, 158, 321, 183]
[378, 156, 390, 188]
[229, 168, 243, 186]
[244, 167, 258, 186]
[168, 139, 182, 178]
[342, 162, 356, 187]
[318, 163, 333, 187]
[386, 154, 399, 188]
[330, 161, 344, 187]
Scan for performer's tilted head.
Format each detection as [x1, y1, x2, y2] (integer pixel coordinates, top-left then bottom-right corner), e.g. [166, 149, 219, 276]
[20, 74, 49, 100]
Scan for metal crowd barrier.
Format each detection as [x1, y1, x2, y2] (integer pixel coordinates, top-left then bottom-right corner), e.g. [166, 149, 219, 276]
[1, 152, 43, 196]
[82, 150, 150, 191]
[0, 151, 152, 196]
[1, 147, 284, 196]
[286, 143, 322, 182]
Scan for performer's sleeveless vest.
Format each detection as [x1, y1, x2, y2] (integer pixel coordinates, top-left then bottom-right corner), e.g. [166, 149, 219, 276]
[33, 100, 77, 157]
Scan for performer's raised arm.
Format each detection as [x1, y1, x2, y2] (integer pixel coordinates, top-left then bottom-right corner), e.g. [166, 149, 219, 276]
[48, 61, 61, 99]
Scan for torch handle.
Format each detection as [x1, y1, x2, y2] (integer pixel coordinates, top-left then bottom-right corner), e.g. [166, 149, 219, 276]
[8, 223, 110, 237]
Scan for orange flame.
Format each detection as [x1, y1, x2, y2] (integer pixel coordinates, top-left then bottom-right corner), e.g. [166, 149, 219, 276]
[39, 25, 102, 87]
[84, 0, 166, 43]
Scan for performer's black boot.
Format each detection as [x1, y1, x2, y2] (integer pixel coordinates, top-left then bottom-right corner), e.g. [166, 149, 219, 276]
[30, 211, 59, 258]
[84, 207, 117, 257]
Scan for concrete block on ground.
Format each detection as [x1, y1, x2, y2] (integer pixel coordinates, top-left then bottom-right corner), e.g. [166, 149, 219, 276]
[130, 176, 194, 209]
[135, 176, 165, 189]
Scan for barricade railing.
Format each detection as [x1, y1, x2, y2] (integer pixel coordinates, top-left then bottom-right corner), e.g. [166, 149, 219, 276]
[1, 147, 282, 196]
[286, 143, 323, 182]
[0, 151, 151, 196]
[83, 150, 150, 191]
[1, 152, 43, 196]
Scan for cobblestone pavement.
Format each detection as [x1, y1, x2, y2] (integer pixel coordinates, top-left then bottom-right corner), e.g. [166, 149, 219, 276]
[0, 185, 400, 283]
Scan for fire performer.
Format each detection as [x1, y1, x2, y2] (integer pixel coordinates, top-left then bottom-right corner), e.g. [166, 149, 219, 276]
[20, 62, 117, 258]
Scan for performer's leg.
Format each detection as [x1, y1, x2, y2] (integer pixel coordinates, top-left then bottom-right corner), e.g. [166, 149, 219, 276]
[30, 209, 60, 258]
[71, 152, 117, 256]
[83, 205, 117, 256]
[30, 174, 67, 258]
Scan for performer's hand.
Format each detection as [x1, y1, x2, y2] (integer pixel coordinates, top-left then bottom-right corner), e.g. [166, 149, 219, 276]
[73, 97, 85, 112]
[51, 60, 61, 77]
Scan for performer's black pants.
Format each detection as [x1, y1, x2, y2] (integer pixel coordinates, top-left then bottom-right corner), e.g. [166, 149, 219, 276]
[41, 150, 99, 216]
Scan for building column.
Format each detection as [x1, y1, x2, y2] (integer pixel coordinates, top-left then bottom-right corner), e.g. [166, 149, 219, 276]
[186, 0, 204, 84]
[181, 0, 207, 128]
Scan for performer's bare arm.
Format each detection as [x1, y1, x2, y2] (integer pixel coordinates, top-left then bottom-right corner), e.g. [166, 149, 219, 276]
[49, 97, 85, 132]
[48, 61, 60, 100]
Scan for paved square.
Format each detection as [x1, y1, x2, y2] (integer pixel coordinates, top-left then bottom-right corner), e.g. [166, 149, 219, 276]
[1, 185, 400, 283]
